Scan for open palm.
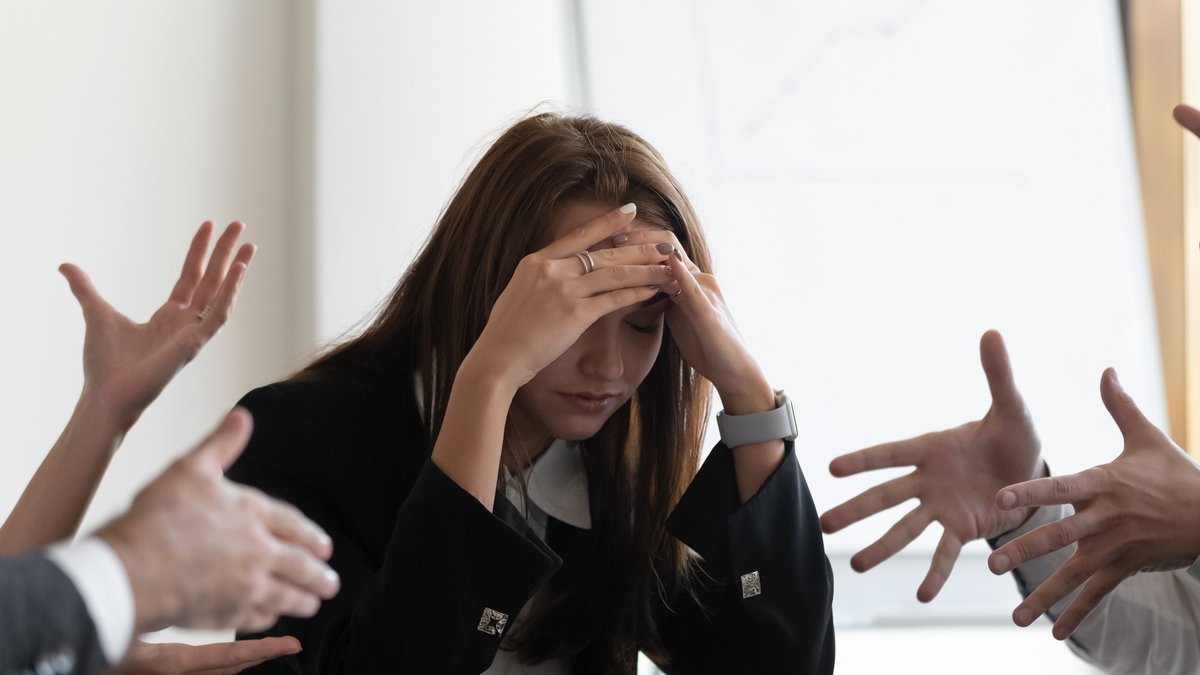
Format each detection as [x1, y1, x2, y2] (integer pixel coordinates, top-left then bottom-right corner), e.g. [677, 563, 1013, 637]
[108, 637, 299, 675]
[66, 221, 254, 429]
[820, 330, 1045, 601]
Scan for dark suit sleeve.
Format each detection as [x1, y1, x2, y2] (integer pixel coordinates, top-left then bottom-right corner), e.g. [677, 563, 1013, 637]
[0, 553, 109, 675]
[227, 384, 561, 675]
[658, 442, 835, 675]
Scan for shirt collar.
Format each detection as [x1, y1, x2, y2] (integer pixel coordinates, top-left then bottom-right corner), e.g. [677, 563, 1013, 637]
[524, 438, 592, 530]
[415, 372, 592, 530]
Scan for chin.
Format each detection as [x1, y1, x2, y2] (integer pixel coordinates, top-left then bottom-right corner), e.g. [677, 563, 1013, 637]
[549, 421, 607, 442]
[542, 412, 620, 442]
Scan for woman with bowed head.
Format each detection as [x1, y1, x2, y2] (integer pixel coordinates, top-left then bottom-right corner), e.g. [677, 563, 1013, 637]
[228, 112, 834, 674]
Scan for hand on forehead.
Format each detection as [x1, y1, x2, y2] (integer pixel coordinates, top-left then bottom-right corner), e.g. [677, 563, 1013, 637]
[550, 201, 669, 252]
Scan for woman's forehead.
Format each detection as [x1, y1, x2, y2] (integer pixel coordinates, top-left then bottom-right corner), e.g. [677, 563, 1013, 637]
[549, 200, 667, 250]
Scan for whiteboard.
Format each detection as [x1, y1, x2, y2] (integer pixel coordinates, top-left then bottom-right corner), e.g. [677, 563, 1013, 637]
[579, 0, 1160, 567]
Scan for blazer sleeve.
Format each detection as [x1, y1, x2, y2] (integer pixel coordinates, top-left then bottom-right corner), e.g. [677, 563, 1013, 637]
[227, 384, 562, 675]
[657, 442, 835, 675]
[0, 553, 109, 675]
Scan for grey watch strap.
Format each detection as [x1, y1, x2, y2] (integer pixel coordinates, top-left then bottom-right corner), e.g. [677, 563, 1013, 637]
[716, 390, 797, 447]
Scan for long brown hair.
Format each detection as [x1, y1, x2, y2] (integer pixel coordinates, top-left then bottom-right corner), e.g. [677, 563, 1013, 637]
[305, 112, 712, 670]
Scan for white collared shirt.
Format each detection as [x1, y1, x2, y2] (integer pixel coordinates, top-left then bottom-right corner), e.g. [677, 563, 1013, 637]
[999, 505, 1200, 674]
[45, 536, 135, 666]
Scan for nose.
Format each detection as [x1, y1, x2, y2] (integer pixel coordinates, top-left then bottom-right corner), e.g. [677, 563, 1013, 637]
[577, 319, 624, 382]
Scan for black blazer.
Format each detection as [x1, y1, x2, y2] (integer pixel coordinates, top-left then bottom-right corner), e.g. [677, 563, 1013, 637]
[0, 553, 108, 675]
[227, 367, 834, 674]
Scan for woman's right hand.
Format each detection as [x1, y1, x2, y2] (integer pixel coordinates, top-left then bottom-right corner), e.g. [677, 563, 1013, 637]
[468, 203, 674, 388]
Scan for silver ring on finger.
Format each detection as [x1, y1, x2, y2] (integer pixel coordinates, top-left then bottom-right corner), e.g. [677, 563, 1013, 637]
[672, 287, 683, 298]
[196, 304, 213, 321]
[575, 251, 595, 275]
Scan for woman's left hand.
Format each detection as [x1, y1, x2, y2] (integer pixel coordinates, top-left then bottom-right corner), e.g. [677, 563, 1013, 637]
[613, 230, 773, 412]
[107, 637, 299, 675]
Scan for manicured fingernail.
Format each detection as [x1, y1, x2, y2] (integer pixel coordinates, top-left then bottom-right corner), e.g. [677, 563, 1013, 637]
[990, 553, 1009, 574]
[673, 248, 684, 262]
[619, 202, 637, 214]
[663, 264, 674, 276]
[612, 233, 630, 245]
[999, 491, 1016, 509]
[656, 243, 673, 254]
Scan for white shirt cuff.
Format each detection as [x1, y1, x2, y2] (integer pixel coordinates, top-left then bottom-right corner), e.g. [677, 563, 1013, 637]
[45, 537, 135, 665]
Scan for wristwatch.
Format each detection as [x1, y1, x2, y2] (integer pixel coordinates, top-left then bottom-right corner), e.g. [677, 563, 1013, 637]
[716, 390, 797, 447]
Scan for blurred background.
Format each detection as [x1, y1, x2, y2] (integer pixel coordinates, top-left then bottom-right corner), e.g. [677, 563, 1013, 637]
[2, 1, 1198, 673]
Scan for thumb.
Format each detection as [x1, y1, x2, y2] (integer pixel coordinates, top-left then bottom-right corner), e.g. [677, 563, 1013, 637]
[1174, 103, 1200, 139]
[979, 330, 1025, 415]
[58, 263, 110, 319]
[1100, 368, 1159, 442]
[187, 408, 254, 471]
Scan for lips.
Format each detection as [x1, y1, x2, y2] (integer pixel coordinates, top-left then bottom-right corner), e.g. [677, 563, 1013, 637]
[558, 391, 622, 414]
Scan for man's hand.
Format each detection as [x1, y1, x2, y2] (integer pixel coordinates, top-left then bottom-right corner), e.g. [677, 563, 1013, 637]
[97, 409, 340, 634]
[63, 221, 254, 431]
[989, 368, 1200, 639]
[108, 637, 300, 675]
[820, 330, 1045, 601]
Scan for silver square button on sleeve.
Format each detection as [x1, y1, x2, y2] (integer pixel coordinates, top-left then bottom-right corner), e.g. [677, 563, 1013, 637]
[477, 607, 510, 637]
[740, 571, 762, 599]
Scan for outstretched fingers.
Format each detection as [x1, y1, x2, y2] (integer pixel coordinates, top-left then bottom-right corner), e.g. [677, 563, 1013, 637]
[996, 470, 1100, 512]
[979, 330, 1026, 416]
[917, 531, 965, 602]
[168, 221, 215, 306]
[197, 245, 253, 339]
[1100, 368, 1162, 443]
[157, 636, 301, 674]
[191, 221, 246, 310]
[1009, 549, 1114, 632]
[187, 408, 254, 472]
[1049, 565, 1130, 640]
[58, 263, 113, 320]
[829, 438, 923, 478]
[848, 505, 933, 573]
[820, 473, 918, 534]
[263, 498, 334, 562]
[990, 512, 1099, 574]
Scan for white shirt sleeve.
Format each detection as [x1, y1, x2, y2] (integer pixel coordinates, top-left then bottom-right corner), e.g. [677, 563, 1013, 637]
[45, 537, 135, 666]
[996, 505, 1200, 675]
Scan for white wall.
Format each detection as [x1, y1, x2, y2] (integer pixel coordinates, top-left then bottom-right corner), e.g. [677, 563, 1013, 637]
[309, 0, 577, 344]
[0, 0, 295, 532]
